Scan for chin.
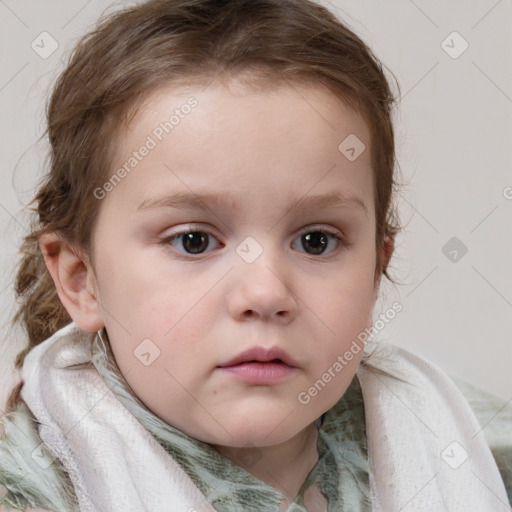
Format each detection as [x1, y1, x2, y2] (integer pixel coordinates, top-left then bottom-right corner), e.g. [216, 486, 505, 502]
[214, 415, 313, 449]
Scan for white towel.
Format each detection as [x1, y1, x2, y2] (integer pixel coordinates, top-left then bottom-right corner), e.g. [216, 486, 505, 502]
[20, 323, 509, 511]
[357, 345, 510, 511]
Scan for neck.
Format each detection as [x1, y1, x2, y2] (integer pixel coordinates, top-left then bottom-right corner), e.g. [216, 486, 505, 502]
[213, 422, 320, 508]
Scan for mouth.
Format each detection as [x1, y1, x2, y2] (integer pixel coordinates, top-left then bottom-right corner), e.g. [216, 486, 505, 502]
[218, 346, 298, 368]
[228, 358, 285, 365]
[217, 347, 298, 385]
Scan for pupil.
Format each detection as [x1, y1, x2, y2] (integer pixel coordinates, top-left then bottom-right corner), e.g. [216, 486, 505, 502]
[303, 232, 327, 254]
[183, 232, 208, 253]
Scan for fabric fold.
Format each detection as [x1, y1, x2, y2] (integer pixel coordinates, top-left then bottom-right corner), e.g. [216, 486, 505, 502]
[2, 322, 507, 512]
[20, 324, 218, 512]
[16, 323, 371, 511]
[358, 343, 510, 511]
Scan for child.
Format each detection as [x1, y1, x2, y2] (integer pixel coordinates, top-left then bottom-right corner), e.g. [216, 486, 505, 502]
[1, 0, 510, 510]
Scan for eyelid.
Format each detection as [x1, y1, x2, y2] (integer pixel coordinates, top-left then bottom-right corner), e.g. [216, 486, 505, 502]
[294, 224, 347, 246]
[162, 223, 219, 239]
[295, 224, 344, 238]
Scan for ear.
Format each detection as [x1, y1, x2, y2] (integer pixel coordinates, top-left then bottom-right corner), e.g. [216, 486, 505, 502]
[39, 232, 104, 332]
[370, 233, 395, 307]
[379, 233, 395, 278]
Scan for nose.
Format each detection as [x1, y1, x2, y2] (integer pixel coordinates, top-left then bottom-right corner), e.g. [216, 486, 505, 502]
[227, 253, 299, 324]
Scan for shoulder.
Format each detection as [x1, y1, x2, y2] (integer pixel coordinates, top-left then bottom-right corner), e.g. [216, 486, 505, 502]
[450, 375, 512, 505]
[0, 400, 77, 512]
[360, 340, 510, 432]
[0, 507, 51, 512]
[359, 341, 512, 505]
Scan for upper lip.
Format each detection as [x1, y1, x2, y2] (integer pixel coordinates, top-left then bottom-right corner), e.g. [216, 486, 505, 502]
[218, 346, 299, 368]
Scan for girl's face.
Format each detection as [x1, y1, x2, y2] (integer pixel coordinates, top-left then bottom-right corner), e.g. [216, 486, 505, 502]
[89, 80, 379, 447]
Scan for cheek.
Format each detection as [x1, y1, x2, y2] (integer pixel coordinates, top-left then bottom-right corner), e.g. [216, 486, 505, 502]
[303, 262, 377, 357]
[314, 261, 376, 320]
[95, 250, 195, 330]
[314, 285, 374, 345]
[96, 256, 224, 374]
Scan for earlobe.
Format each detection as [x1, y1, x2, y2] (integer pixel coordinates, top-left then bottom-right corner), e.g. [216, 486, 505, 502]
[39, 232, 105, 332]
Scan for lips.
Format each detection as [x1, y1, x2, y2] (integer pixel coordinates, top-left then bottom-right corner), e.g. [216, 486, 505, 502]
[217, 346, 298, 385]
[218, 346, 298, 368]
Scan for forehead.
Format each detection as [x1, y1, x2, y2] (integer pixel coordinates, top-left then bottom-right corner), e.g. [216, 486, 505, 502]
[107, 79, 374, 214]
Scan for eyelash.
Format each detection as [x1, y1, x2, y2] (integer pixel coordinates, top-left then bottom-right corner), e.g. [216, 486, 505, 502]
[159, 225, 347, 259]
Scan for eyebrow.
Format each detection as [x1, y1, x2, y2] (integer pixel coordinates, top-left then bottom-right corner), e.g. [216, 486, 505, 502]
[137, 190, 368, 216]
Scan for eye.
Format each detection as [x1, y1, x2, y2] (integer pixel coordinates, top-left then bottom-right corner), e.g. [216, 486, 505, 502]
[162, 229, 221, 255]
[291, 229, 344, 256]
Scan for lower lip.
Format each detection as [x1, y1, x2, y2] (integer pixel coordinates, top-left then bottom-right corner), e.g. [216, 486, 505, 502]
[217, 362, 296, 384]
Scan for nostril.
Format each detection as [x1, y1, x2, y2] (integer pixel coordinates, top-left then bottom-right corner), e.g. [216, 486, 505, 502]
[240, 309, 289, 320]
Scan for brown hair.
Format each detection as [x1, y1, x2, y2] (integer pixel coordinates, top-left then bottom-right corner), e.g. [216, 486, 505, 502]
[10, 0, 401, 406]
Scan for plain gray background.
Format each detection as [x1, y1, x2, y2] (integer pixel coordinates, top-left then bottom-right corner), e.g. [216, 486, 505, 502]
[0, 0, 511, 411]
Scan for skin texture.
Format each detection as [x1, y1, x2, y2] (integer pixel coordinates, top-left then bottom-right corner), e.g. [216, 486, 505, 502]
[41, 79, 391, 506]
